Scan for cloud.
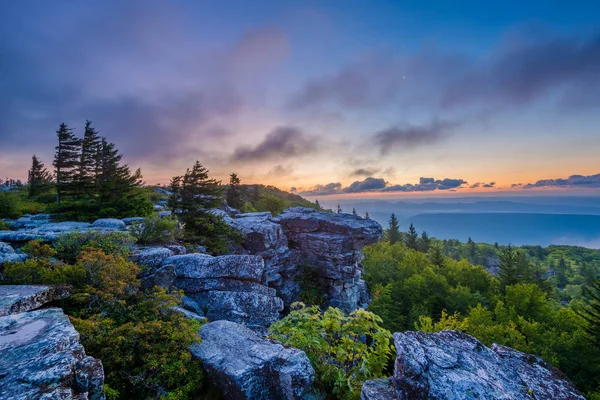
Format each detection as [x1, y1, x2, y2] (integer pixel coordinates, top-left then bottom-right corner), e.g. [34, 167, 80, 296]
[288, 30, 600, 112]
[350, 168, 380, 177]
[470, 181, 496, 189]
[231, 126, 316, 162]
[299, 176, 467, 195]
[267, 164, 294, 177]
[522, 173, 600, 189]
[372, 120, 458, 155]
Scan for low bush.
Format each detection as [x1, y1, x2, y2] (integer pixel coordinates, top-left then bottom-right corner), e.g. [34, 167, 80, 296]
[0, 192, 22, 219]
[130, 214, 183, 245]
[54, 231, 135, 264]
[269, 304, 394, 400]
[0, 220, 9, 230]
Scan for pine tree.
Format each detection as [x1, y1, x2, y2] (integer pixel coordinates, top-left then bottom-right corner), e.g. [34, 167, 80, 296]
[27, 155, 52, 197]
[365, 212, 370, 219]
[577, 277, 600, 345]
[428, 244, 445, 267]
[556, 257, 568, 288]
[386, 213, 401, 245]
[97, 138, 144, 211]
[76, 120, 101, 197]
[497, 245, 530, 292]
[315, 199, 320, 208]
[226, 172, 243, 210]
[337, 204, 342, 214]
[467, 237, 476, 261]
[419, 231, 431, 253]
[53, 123, 81, 204]
[406, 223, 419, 250]
[352, 207, 357, 216]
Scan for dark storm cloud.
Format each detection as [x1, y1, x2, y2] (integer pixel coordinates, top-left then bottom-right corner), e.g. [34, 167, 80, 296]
[0, 1, 283, 166]
[232, 127, 316, 162]
[372, 120, 458, 155]
[350, 168, 381, 177]
[289, 30, 600, 112]
[522, 174, 600, 189]
[299, 176, 467, 195]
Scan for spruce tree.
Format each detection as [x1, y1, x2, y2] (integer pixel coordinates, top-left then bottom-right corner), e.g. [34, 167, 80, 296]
[365, 212, 370, 219]
[577, 277, 600, 345]
[226, 172, 243, 210]
[420, 231, 431, 253]
[337, 204, 342, 214]
[53, 123, 81, 204]
[386, 213, 401, 245]
[352, 207, 357, 216]
[27, 155, 52, 197]
[315, 199, 320, 208]
[76, 120, 101, 197]
[467, 237, 476, 262]
[497, 245, 526, 292]
[406, 223, 419, 250]
[429, 244, 445, 267]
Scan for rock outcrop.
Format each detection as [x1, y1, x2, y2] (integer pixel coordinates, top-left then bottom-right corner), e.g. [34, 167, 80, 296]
[191, 320, 314, 400]
[361, 330, 585, 400]
[0, 285, 104, 400]
[226, 207, 383, 311]
[147, 253, 283, 331]
[0, 241, 27, 265]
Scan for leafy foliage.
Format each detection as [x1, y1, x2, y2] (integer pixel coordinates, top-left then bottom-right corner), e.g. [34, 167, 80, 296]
[54, 231, 135, 264]
[130, 214, 183, 245]
[269, 303, 394, 400]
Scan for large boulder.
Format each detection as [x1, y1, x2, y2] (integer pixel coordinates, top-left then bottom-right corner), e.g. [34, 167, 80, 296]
[191, 320, 314, 400]
[91, 218, 126, 230]
[149, 254, 283, 331]
[0, 285, 71, 317]
[226, 207, 383, 312]
[0, 308, 105, 400]
[132, 246, 174, 271]
[361, 330, 585, 400]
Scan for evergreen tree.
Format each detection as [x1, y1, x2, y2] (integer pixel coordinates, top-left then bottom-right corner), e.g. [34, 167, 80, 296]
[337, 204, 342, 214]
[406, 223, 419, 250]
[419, 231, 431, 253]
[76, 120, 101, 197]
[53, 123, 81, 204]
[556, 257, 568, 288]
[168, 161, 237, 252]
[428, 244, 445, 267]
[467, 237, 476, 261]
[386, 213, 401, 245]
[498, 245, 528, 292]
[315, 199, 320, 208]
[577, 277, 600, 345]
[365, 212, 370, 219]
[226, 172, 243, 210]
[352, 207, 357, 216]
[28, 155, 53, 197]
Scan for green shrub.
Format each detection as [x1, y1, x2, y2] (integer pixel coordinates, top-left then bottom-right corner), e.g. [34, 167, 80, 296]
[54, 231, 135, 264]
[130, 215, 183, 245]
[296, 267, 326, 306]
[22, 240, 57, 259]
[3, 258, 85, 285]
[269, 304, 394, 400]
[0, 220, 9, 230]
[0, 192, 22, 219]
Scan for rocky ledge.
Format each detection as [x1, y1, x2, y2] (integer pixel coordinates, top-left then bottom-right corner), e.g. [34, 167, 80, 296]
[226, 207, 383, 312]
[362, 330, 585, 400]
[191, 320, 315, 400]
[0, 285, 105, 400]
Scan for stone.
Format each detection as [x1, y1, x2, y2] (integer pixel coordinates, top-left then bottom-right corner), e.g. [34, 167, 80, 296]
[360, 378, 398, 400]
[362, 330, 585, 400]
[121, 216, 146, 225]
[170, 306, 206, 322]
[154, 187, 172, 195]
[0, 285, 71, 317]
[91, 218, 126, 230]
[140, 265, 176, 290]
[159, 211, 172, 217]
[132, 246, 174, 271]
[162, 254, 266, 283]
[191, 320, 314, 400]
[0, 307, 104, 400]
[153, 204, 165, 211]
[165, 244, 186, 255]
[0, 241, 27, 265]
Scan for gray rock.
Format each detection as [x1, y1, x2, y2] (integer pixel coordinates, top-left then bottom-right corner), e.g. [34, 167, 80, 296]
[181, 295, 204, 316]
[154, 187, 172, 195]
[36, 221, 92, 233]
[170, 306, 206, 322]
[132, 246, 174, 270]
[0, 308, 104, 400]
[0, 285, 71, 317]
[360, 378, 398, 400]
[0, 242, 27, 265]
[121, 216, 146, 225]
[92, 218, 126, 230]
[165, 244, 186, 255]
[363, 330, 585, 400]
[140, 265, 176, 290]
[192, 320, 314, 400]
[159, 211, 172, 217]
[162, 254, 265, 283]
[202, 291, 283, 329]
[153, 204, 165, 211]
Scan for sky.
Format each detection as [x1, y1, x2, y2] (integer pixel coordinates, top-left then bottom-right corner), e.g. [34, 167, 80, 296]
[1, 0, 600, 197]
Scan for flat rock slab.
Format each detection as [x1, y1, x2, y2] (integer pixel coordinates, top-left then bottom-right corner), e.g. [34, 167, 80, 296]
[191, 320, 314, 400]
[0, 285, 71, 317]
[362, 330, 585, 400]
[0, 308, 104, 400]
